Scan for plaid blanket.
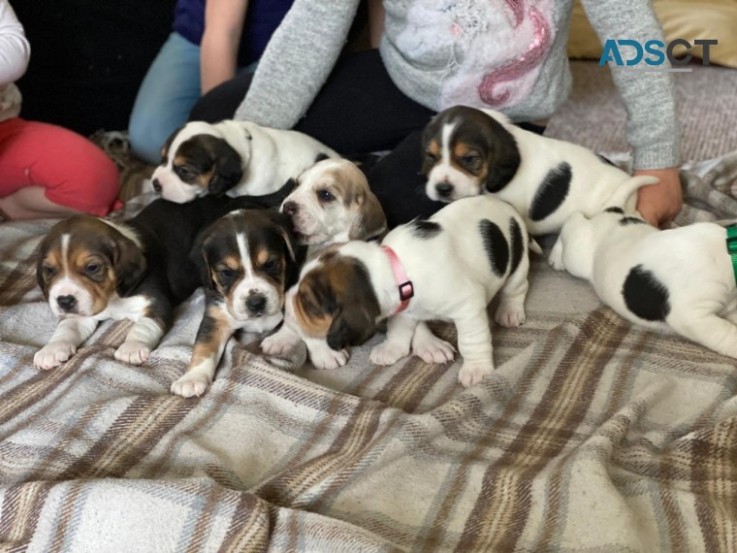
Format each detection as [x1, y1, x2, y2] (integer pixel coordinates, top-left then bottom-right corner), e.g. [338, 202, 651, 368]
[1, 158, 737, 552]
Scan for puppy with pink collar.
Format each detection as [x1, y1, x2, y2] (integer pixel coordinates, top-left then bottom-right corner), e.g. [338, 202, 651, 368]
[549, 208, 737, 358]
[264, 195, 536, 387]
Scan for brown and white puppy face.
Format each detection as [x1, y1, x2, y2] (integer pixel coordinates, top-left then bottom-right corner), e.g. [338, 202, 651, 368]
[36, 216, 146, 318]
[151, 122, 246, 203]
[195, 209, 297, 323]
[421, 106, 520, 202]
[280, 159, 387, 245]
[284, 251, 381, 351]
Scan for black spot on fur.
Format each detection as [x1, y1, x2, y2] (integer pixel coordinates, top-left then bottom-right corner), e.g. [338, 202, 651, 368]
[509, 218, 524, 274]
[314, 152, 331, 164]
[529, 162, 572, 222]
[479, 219, 509, 277]
[622, 265, 671, 321]
[410, 219, 442, 239]
[619, 216, 647, 226]
[604, 206, 624, 214]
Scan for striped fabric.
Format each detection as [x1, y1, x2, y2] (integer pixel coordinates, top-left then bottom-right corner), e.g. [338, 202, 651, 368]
[1, 185, 737, 552]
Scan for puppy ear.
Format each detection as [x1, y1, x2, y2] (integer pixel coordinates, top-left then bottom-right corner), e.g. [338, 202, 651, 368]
[35, 236, 52, 298]
[114, 236, 147, 297]
[208, 140, 244, 197]
[348, 190, 387, 240]
[484, 119, 521, 193]
[326, 263, 381, 350]
[189, 228, 216, 290]
[327, 303, 379, 351]
[419, 117, 440, 177]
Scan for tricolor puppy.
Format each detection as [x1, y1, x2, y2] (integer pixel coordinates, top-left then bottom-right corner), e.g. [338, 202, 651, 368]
[170, 209, 301, 397]
[266, 195, 535, 386]
[152, 119, 339, 203]
[281, 158, 387, 249]
[549, 208, 737, 358]
[34, 196, 281, 371]
[421, 105, 659, 235]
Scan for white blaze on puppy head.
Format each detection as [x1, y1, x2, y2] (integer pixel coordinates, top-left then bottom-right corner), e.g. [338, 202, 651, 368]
[36, 215, 145, 318]
[280, 158, 387, 247]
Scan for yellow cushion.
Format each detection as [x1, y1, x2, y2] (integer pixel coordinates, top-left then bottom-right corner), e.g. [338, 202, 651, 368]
[567, 0, 737, 68]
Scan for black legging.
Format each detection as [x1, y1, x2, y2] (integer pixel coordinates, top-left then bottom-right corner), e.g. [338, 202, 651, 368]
[191, 49, 544, 228]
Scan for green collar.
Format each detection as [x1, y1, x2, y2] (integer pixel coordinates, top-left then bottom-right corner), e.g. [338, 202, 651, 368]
[727, 225, 737, 284]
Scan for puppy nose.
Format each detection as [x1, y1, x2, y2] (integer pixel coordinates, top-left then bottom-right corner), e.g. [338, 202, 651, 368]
[435, 182, 454, 198]
[245, 294, 267, 314]
[56, 295, 77, 312]
[282, 201, 298, 216]
[152, 179, 162, 193]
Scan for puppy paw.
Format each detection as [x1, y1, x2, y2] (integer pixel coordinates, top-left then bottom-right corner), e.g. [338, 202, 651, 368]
[34, 341, 76, 370]
[261, 330, 302, 356]
[494, 300, 526, 328]
[309, 347, 349, 370]
[412, 333, 455, 364]
[170, 372, 211, 398]
[114, 341, 151, 365]
[457, 361, 493, 388]
[548, 239, 565, 271]
[369, 341, 410, 366]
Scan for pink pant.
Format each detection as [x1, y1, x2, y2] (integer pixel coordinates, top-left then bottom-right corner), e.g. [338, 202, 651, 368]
[0, 118, 120, 216]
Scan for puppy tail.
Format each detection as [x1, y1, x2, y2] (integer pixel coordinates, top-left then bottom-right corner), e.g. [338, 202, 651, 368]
[529, 239, 543, 256]
[605, 175, 660, 209]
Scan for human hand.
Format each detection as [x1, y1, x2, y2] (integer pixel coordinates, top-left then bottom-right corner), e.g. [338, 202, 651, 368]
[635, 167, 682, 227]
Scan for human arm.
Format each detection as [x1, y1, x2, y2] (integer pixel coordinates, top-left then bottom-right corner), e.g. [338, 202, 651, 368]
[0, 0, 31, 86]
[200, 0, 249, 94]
[234, 0, 362, 129]
[580, 0, 682, 226]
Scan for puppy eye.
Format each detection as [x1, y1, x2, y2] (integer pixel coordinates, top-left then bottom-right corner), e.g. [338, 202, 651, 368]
[425, 152, 438, 162]
[85, 263, 101, 276]
[261, 258, 280, 272]
[317, 189, 335, 203]
[175, 166, 197, 182]
[218, 267, 235, 279]
[42, 264, 56, 278]
[460, 154, 481, 167]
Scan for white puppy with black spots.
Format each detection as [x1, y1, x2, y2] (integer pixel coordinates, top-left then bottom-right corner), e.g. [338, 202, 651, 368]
[268, 195, 537, 387]
[549, 207, 737, 358]
[421, 105, 659, 235]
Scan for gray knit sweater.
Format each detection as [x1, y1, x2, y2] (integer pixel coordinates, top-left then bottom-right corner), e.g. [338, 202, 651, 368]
[235, 0, 680, 170]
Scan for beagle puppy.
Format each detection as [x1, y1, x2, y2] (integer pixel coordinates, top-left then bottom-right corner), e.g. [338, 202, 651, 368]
[549, 208, 737, 358]
[170, 209, 301, 397]
[265, 195, 536, 386]
[151, 120, 339, 203]
[280, 157, 387, 248]
[421, 105, 659, 235]
[34, 195, 284, 371]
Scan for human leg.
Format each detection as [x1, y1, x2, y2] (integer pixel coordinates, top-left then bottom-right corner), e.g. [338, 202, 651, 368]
[0, 119, 120, 219]
[128, 32, 202, 164]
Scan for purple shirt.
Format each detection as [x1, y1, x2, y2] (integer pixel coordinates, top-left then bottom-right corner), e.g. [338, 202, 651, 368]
[173, 0, 293, 66]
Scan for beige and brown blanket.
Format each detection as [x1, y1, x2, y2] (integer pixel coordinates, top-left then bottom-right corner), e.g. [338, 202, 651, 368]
[1, 147, 737, 551]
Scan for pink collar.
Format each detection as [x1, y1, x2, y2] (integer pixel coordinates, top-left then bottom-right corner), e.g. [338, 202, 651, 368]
[381, 245, 414, 314]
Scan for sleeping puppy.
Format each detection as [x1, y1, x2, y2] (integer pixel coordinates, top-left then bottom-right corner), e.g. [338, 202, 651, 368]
[266, 195, 535, 386]
[151, 120, 340, 203]
[34, 195, 285, 371]
[421, 105, 659, 235]
[549, 208, 737, 358]
[170, 209, 301, 397]
[280, 158, 387, 249]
